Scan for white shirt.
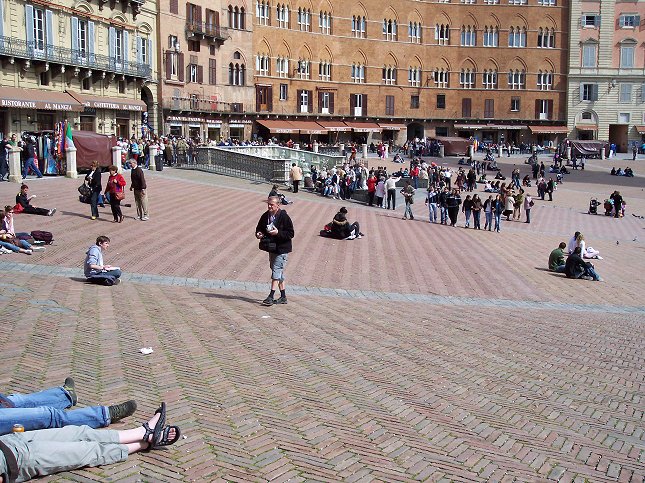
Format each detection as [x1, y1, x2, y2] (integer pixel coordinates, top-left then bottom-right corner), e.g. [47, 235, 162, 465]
[567, 235, 578, 254]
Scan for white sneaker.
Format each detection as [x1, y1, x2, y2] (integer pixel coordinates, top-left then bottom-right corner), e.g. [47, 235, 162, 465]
[596, 256, 603, 260]
[141, 216, 149, 221]
[31, 246, 46, 251]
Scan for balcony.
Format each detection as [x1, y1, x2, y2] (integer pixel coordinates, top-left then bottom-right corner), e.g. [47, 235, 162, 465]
[0, 36, 152, 79]
[96, 0, 145, 19]
[163, 96, 244, 113]
[185, 22, 227, 43]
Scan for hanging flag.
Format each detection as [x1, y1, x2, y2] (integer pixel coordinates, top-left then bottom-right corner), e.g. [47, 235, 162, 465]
[65, 122, 75, 150]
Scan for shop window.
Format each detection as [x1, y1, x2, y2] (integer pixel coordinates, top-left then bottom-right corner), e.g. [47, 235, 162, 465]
[80, 115, 95, 131]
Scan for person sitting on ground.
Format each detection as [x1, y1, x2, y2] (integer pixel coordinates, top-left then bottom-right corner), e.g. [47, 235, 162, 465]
[624, 167, 634, 177]
[565, 246, 603, 281]
[610, 167, 617, 176]
[567, 231, 580, 255]
[575, 233, 602, 259]
[522, 174, 531, 187]
[0, 402, 180, 483]
[329, 207, 363, 239]
[616, 168, 624, 176]
[0, 207, 42, 255]
[84, 235, 122, 285]
[1, 378, 136, 435]
[494, 171, 506, 180]
[548, 242, 567, 273]
[14, 185, 56, 216]
[268, 185, 293, 205]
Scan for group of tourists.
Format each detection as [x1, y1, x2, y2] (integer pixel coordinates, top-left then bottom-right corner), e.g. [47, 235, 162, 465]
[548, 231, 604, 281]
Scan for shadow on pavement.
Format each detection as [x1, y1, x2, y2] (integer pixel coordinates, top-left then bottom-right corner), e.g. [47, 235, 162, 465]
[193, 292, 260, 304]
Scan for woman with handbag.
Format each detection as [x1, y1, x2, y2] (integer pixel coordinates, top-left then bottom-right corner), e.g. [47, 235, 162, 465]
[104, 165, 126, 223]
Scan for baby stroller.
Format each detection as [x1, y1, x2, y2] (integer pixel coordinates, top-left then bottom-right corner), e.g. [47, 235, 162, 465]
[603, 199, 614, 216]
[588, 198, 599, 215]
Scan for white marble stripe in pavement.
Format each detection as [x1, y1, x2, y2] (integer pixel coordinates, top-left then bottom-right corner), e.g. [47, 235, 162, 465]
[0, 260, 643, 315]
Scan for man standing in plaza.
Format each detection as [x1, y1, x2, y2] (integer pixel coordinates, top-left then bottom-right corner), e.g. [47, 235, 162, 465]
[129, 158, 149, 221]
[255, 196, 294, 306]
[290, 163, 303, 193]
[22, 137, 43, 179]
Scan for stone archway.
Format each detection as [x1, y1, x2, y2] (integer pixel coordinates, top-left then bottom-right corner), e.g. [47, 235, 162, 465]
[407, 122, 424, 140]
[140, 85, 155, 137]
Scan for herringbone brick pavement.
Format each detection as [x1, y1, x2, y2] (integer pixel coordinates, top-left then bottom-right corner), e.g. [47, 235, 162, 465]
[0, 154, 643, 482]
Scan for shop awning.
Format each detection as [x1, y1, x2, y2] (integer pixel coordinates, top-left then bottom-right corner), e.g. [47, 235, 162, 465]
[257, 119, 299, 134]
[635, 126, 645, 134]
[576, 124, 598, 131]
[317, 121, 351, 132]
[291, 121, 328, 135]
[378, 123, 407, 131]
[529, 126, 569, 134]
[0, 86, 83, 111]
[67, 91, 147, 111]
[345, 122, 382, 132]
[454, 123, 526, 130]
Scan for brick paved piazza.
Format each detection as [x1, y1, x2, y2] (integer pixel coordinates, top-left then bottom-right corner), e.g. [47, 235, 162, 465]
[0, 154, 644, 482]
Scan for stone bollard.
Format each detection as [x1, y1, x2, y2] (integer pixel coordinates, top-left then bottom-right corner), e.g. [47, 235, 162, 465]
[439, 144, 445, 158]
[468, 144, 474, 159]
[383, 144, 389, 159]
[112, 146, 122, 172]
[149, 144, 158, 170]
[600, 148, 605, 160]
[8, 146, 22, 183]
[313, 141, 319, 153]
[65, 146, 78, 179]
[339, 143, 345, 157]
[362, 143, 368, 158]
[566, 146, 571, 161]
[498, 144, 503, 158]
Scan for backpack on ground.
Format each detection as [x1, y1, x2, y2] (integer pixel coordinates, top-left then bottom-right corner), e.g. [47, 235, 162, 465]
[31, 230, 54, 245]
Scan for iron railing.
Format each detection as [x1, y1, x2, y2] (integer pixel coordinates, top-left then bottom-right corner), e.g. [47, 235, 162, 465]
[178, 146, 345, 182]
[186, 22, 228, 41]
[0, 36, 152, 79]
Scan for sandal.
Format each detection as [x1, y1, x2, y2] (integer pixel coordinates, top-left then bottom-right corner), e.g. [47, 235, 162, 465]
[152, 425, 181, 448]
[141, 402, 166, 451]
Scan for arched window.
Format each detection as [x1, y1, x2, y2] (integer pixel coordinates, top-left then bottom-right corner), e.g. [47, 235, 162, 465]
[408, 22, 421, 43]
[382, 65, 397, 84]
[352, 15, 366, 38]
[255, 54, 269, 76]
[435, 24, 449, 45]
[433, 68, 449, 87]
[351, 63, 365, 83]
[383, 19, 397, 40]
[537, 27, 555, 48]
[537, 70, 553, 90]
[408, 66, 421, 86]
[256, 1, 269, 25]
[460, 25, 476, 46]
[460, 68, 475, 88]
[483, 26, 498, 47]
[482, 69, 498, 89]
[507, 69, 525, 89]
[508, 27, 526, 47]
[319, 11, 331, 34]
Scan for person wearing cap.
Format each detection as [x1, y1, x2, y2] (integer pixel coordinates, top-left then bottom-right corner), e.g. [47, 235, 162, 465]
[255, 196, 294, 306]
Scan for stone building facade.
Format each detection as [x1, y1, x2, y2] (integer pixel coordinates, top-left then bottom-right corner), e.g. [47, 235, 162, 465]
[0, 0, 157, 139]
[252, 0, 569, 147]
[156, 0, 255, 141]
[567, 0, 645, 152]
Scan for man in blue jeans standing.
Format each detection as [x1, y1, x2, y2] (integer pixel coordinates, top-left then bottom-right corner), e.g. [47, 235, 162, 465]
[0, 378, 136, 435]
[21, 137, 43, 179]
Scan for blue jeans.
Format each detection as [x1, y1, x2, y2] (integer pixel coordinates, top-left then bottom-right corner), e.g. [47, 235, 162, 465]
[494, 213, 502, 232]
[473, 210, 481, 229]
[87, 268, 122, 285]
[0, 387, 109, 435]
[404, 202, 413, 219]
[427, 203, 438, 223]
[22, 157, 43, 178]
[485, 211, 492, 229]
[464, 209, 472, 227]
[440, 206, 448, 224]
[90, 191, 100, 218]
[584, 264, 601, 281]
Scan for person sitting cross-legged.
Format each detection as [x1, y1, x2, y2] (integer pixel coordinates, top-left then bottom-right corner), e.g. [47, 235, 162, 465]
[84, 235, 122, 286]
[0, 402, 180, 483]
[565, 246, 603, 281]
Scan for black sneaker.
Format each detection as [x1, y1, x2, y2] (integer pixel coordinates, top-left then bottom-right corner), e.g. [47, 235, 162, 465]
[108, 400, 137, 423]
[275, 296, 288, 305]
[262, 296, 275, 306]
[63, 377, 77, 406]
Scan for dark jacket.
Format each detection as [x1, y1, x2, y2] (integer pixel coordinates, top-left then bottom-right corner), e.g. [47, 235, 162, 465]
[255, 209, 294, 255]
[446, 193, 462, 209]
[15, 192, 30, 209]
[130, 166, 147, 191]
[85, 169, 102, 193]
[565, 253, 587, 279]
[330, 212, 351, 239]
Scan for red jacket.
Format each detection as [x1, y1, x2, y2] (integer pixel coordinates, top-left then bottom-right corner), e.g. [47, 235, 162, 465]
[105, 173, 126, 194]
[367, 177, 377, 192]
